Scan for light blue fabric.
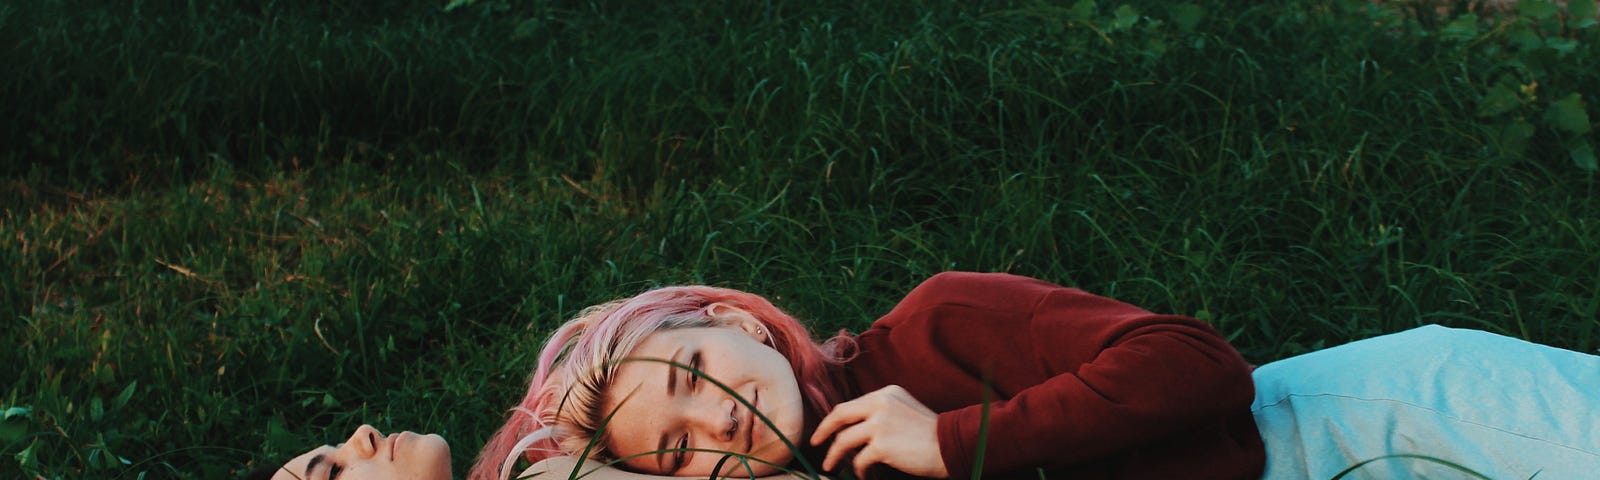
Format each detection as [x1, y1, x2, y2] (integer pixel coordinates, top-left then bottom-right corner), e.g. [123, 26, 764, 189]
[1251, 325, 1600, 479]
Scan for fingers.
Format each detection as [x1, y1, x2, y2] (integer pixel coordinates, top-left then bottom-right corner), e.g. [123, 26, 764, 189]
[820, 421, 871, 472]
[813, 385, 936, 477]
[812, 385, 909, 445]
[821, 423, 893, 479]
[852, 446, 886, 480]
[810, 397, 867, 446]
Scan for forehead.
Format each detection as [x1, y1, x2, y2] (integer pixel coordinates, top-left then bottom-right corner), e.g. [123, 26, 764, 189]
[630, 326, 709, 356]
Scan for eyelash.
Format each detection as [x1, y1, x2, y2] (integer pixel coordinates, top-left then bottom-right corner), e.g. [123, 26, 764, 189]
[688, 353, 702, 389]
[327, 464, 343, 480]
[674, 434, 689, 470]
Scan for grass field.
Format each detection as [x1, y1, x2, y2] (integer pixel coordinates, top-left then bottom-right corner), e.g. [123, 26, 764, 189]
[2, 0, 1597, 478]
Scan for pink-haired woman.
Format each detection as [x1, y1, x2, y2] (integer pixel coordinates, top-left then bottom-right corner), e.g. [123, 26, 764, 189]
[470, 272, 1600, 480]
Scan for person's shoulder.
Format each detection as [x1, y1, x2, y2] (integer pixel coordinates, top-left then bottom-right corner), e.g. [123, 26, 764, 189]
[880, 271, 1065, 321]
[906, 271, 1064, 301]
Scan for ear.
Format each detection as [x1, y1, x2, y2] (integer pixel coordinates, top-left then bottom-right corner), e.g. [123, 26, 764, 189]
[706, 303, 769, 344]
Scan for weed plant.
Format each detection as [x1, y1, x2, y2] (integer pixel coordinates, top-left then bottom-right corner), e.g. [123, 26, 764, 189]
[2, 0, 1596, 478]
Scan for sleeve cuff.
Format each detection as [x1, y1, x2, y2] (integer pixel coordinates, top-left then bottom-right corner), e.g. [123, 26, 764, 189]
[936, 410, 975, 479]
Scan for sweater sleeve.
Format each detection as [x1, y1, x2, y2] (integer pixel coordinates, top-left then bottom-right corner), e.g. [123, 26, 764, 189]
[931, 283, 1257, 479]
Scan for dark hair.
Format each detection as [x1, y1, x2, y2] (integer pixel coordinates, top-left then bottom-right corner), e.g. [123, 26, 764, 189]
[239, 464, 282, 480]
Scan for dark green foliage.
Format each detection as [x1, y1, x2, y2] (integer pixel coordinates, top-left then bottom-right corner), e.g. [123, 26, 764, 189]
[2, 0, 1596, 478]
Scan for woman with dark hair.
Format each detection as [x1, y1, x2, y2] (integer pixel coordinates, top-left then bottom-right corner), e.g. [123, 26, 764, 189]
[471, 271, 1600, 480]
[242, 424, 452, 480]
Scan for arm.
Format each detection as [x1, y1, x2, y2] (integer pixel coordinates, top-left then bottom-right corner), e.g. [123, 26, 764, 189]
[519, 456, 830, 480]
[817, 272, 1257, 478]
[934, 287, 1256, 478]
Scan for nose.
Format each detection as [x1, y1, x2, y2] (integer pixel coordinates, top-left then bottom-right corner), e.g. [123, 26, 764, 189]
[340, 424, 386, 458]
[685, 396, 739, 442]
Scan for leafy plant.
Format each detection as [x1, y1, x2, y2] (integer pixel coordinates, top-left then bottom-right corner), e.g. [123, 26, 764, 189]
[1412, 0, 1600, 170]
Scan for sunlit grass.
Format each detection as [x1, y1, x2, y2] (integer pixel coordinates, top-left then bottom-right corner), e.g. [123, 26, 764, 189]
[2, 0, 1596, 478]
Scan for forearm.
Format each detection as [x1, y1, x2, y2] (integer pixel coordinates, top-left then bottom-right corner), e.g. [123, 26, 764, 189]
[939, 321, 1255, 476]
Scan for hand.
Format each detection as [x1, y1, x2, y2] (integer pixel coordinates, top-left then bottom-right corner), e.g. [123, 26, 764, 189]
[809, 385, 949, 479]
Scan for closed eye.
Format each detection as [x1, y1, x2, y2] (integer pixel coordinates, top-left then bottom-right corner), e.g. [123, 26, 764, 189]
[672, 434, 689, 472]
[305, 452, 342, 480]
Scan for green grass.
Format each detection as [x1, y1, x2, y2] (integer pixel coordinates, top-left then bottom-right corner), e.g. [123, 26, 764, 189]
[2, 0, 1596, 478]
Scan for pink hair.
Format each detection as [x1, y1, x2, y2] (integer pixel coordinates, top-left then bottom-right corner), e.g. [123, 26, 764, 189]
[468, 285, 854, 480]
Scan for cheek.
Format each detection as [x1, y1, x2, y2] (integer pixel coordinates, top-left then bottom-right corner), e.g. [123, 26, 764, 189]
[340, 460, 393, 480]
[754, 349, 799, 387]
[773, 381, 809, 441]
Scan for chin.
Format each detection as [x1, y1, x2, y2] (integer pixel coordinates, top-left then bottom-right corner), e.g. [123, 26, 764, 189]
[742, 454, 792, 477]
[746, 442, 799, 476]
[410, 434, 455, 478]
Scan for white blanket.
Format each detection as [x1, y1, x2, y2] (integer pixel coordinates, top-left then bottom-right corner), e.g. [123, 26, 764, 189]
[1252, 325, 1600, 479]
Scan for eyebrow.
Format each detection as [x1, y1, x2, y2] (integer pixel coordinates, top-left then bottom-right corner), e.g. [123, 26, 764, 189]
[655, 433, 670, 472]
[306, 453, 327, 477]
[665, 346, 684, 396]
[304, 445, 336, 478]
[658, 346, 685, 473]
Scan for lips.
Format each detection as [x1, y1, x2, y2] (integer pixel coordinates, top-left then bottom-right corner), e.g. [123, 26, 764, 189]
[388, 432, 404, 461]
[744, 390, 760, 454]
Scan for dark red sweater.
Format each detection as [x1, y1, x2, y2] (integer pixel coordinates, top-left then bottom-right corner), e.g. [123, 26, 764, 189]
[828, 272, 1264, 480]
